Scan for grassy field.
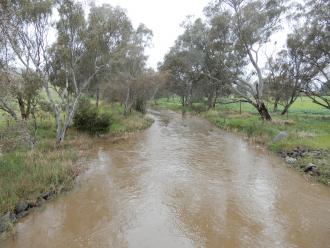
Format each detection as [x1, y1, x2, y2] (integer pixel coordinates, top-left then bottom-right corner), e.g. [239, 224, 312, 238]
[156, 96, 330, 115]
[0, 103, 153, 221]
[154, 97, 330, 185]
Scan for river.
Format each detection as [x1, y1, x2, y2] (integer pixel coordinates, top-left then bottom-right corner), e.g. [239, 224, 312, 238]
[1, 109, 330, 248]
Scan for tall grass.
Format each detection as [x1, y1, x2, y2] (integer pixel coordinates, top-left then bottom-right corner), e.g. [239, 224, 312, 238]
[0, 130, 95, 216]
[0, 103, 153, 217]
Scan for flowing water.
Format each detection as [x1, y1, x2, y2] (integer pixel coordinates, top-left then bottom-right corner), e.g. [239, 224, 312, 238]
[1, 109, 330, 248]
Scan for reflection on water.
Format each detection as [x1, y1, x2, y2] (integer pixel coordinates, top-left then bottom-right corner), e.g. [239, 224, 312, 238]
[1, 109, 330, 248]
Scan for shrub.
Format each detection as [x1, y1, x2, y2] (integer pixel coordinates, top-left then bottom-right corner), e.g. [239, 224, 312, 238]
[73, 98, 112, 134]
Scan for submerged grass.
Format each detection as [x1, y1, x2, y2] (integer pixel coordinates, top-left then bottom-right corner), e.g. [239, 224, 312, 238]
[154, 98, 330, 185]
[99, 103, 154, 135]
[0, 103, 153, 217]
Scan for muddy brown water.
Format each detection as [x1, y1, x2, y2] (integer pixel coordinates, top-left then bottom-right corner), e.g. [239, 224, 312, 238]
[1, 109, 330, 248]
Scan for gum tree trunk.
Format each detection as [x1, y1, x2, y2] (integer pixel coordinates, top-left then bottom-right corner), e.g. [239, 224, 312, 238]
[55, 96, 80, 145]
[256, 102, 272, 121]
[273, 96, 280, 112]
[96, 85, 100, 109]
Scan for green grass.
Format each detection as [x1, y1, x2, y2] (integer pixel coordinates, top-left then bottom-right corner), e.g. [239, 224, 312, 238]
[97, 103, 154, 135]
[201, 110, 330, 151]
[0, 102, 153, 219]
[0, 145, 78, 215]
[214, 96, 330, 115]
[154, 97, 330, 185]
[0, 123, 93, 217]
[110, 112, 154, 134]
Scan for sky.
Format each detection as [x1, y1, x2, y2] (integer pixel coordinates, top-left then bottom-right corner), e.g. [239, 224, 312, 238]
[93, 0, 211, 69]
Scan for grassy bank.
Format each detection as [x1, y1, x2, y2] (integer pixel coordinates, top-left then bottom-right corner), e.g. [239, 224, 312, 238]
[0, 135, 91, 217]
[103, 103, 154, 135]
[153, 98, 330, 186]
[0, 103, 153, 228]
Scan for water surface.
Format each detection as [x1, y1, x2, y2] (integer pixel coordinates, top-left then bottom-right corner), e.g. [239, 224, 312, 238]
[1, 109, 330, 247]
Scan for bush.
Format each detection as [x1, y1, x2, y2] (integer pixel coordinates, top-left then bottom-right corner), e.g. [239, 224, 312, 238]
[73, 98, 112, 134]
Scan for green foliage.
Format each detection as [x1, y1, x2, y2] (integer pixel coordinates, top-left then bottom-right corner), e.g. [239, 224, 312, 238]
[73, 98, 112, 135]
[286, 0, 330, 110]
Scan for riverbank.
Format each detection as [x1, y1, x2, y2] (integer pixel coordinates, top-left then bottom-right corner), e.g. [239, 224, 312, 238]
[2, 107, 330, 248]
[0, 104, 153, 234]
[153, 98, 330, 186]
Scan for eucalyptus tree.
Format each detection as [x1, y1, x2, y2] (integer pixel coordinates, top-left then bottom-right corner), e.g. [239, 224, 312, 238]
[0, 0, 53, 147]
[289, 0, 330, 110]
[2, 52, 43, 121]
[265, 51, 290, 112]
[47, 0, 106, 144]
[160, 49, 191, 106]
[0, 65, 19, 121]
[205, 0, 285, 120]
[1, 0, 144, 145]
[0, 44, 42, 121]
[108, 24, 153, 114]
[160, 16, 234, 108]
[0, 31, 18, 120]
[161, 19, 208, 107]
[204, 11, 236, 108]
[266, 48, 306, 115]
[86, 4, 132, 108]
[49, 0, 142, 144]
[0, 22, 42, 120]
[131, 68, 159, 114]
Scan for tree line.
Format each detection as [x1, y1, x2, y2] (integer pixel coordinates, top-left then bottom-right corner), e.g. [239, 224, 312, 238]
[0, 0, 158, 146]
[0, 0, 328, 149]
[159, 0, 329, 120]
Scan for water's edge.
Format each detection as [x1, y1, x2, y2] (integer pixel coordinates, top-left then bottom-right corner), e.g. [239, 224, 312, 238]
[1, 109, 330, 248]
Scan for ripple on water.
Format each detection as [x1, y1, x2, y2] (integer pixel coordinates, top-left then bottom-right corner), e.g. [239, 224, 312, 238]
[1, 110, 330, 248]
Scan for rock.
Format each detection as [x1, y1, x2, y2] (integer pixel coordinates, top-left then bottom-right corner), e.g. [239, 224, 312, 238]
[301, 150, 308, 157]
[304, 163, 320, 176]
[0, 212, 16, 233]
[291, 152, 299, 158]
[278, 152, 285, 158]
[41, 191, 51, 200]
[0, 221, 9, 233]
[16, 210, 29, 219]
[284, 147, 308, 159]
[15, 201, 28, 214]
[273, 131, 289, 142]
[308, 150, 322, 158]
[36, 197, 46, 207]
[285, 156, 297, 164]
[27, 200, 38, 208]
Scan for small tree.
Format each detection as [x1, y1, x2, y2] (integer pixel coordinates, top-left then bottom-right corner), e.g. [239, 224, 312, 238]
[109, 24, 153, 115]
[0, 0, 51, 147]
[47, 0, 111, 144]
[205, 0, 285, 120]
[288, 0, 330, 110]
[265, 48, 307, 115]
[161, 19, 207, 107]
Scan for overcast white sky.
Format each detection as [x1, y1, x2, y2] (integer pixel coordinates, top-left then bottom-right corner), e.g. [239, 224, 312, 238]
[93, 0, 211, 69]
